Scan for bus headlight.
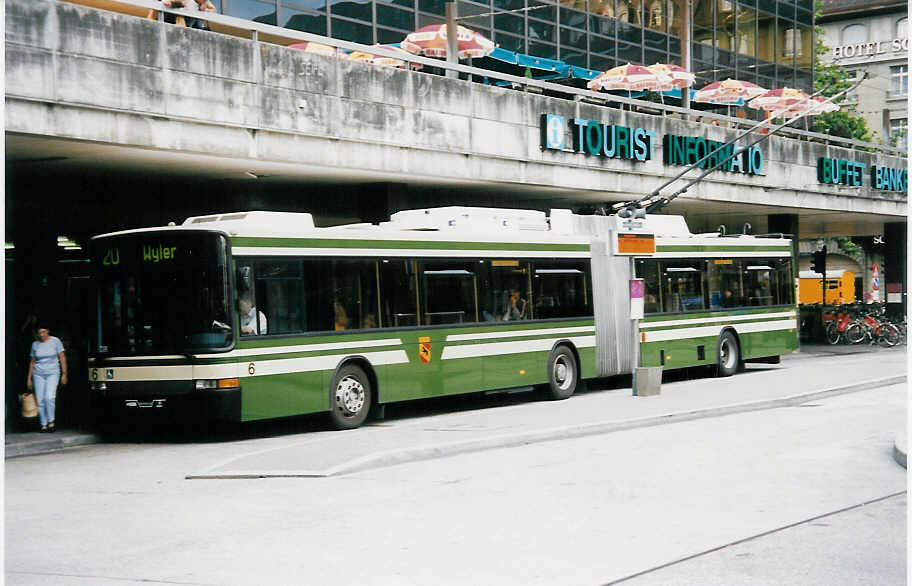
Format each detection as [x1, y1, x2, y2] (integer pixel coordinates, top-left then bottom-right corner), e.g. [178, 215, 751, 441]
[91, 381, 107, 391]
[195, 378, 240, 390]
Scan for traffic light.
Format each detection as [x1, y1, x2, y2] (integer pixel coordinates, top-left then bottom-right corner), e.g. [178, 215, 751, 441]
[810, 246, 827, 276]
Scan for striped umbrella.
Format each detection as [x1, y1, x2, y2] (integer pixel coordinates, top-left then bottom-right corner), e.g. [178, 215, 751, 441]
[747, 87, 812, 115]
[646, 63, 696, 91]
[401, 24, 496, 59]
[779, 94, 839, 116]
[693, 78, 767, 104]
[288, 41, 347, 58]
[588, 63, 662, 91]
[348, 46, 423, 69]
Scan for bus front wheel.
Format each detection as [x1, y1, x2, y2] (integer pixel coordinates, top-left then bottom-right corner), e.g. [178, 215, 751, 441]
[716, 331, 740, 377]
[329, 364, 371, 430]
[545, 345, 578, 400]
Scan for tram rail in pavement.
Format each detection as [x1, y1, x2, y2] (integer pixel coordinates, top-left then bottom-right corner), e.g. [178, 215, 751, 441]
[6, 347, 906, 467]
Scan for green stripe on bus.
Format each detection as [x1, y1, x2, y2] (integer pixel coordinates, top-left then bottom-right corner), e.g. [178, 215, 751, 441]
[232, 237, 590, 252]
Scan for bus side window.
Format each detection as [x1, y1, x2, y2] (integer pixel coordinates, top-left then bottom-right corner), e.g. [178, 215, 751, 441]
[532, 260, 592, 319]
[662, 262, 704, 313]
[380, 259, 419, 327]
[236, 262, 265, 336]
[636, 259, 661, 314]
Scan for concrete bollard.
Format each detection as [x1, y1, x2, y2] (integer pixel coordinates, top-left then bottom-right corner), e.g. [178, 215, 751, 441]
[634, 367, 662, 396]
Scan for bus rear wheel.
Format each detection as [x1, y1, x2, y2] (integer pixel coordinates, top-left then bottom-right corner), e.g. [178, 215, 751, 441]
[329, 364, 371, 430]
[545, 345, 578, 400]
[716, 331, 740, 377]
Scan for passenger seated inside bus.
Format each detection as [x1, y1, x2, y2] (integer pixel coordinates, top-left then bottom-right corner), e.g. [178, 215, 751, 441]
[333, 300, 350, 330]
[361, 313, 377, 329]
[502, 288, 527, 320]
[239, 293, 268, 335]
[721, 289, 737, 308]
[644, 294, 658, 313]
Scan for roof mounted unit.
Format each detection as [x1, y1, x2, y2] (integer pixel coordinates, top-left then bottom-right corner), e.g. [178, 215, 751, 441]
[183, 211, 315, 232]
[386, 207, 550, 232]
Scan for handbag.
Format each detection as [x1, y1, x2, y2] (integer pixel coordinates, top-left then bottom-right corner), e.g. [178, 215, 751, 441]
[21, 392, 38, 419]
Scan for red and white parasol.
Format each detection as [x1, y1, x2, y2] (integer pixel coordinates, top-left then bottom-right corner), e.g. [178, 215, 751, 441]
[747, 87, 816, 116]
[588, 63, 662, 92]
[401, 25, 496, 59]
[348, 45, 423, 69]
[693, 78, 767, 104]
[288, 41, 347, 58]
[646, 63, 696, 91]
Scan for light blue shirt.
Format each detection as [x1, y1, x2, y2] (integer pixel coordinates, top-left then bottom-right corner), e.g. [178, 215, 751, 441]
[31, 336, 64, 375]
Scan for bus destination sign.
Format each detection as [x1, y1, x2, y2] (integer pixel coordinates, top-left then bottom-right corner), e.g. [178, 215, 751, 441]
[615, 233, 656, 255]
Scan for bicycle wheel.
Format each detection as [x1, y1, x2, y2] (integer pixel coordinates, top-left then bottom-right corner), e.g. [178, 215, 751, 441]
[844, 323, 866, 345]
[825, 324, 841, 345]
[878, 324, 902, 347]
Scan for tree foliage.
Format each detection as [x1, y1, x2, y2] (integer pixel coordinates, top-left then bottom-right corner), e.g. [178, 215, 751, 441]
[811, 0, 873, 142]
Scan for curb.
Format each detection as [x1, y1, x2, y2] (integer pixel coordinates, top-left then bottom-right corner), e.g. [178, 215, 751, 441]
[4, 432, 102, 459]
[187, 374, 906, 479]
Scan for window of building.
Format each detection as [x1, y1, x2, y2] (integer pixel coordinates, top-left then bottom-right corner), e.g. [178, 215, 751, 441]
[897, 17, 907, 40]
[891, 64, 908, 96]
[841, 69, 859, 101]
[841, 23, 866, 46]
[890, 118, 908, 150]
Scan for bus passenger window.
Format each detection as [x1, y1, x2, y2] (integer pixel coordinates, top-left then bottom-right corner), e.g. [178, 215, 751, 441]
[380, 259, 419, 327]
[421, 261, 478, 325]
[483, 260, 532, 322]
[663, 263, 705, 313]
[636, 259, 661, 314]
[532, 260, 593, 319]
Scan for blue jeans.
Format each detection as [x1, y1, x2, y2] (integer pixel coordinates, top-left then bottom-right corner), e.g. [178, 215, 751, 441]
[33, 372, 59, 426]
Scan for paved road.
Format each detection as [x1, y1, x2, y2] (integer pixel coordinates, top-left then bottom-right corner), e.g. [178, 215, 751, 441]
[4, 352, 906, 585]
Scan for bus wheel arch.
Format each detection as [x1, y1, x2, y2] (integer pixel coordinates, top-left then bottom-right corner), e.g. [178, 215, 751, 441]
[716, 328, 742, 377]
[328, 357, 376, 430]
[543, 341, 579, 400]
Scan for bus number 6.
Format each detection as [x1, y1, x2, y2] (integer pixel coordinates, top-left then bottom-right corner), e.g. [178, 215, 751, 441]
[248, 363, 255, 376]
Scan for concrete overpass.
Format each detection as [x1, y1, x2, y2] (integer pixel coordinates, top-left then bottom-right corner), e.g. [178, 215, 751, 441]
[5, 0, 907, 239]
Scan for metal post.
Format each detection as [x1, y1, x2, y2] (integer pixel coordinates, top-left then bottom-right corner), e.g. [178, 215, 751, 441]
[445, 3, 458, 79]
[680, 0, 691, 117]
[630, 257, 639, 391]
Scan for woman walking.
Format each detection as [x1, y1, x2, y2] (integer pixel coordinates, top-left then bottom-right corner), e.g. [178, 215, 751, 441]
[27, 326, 67, 432]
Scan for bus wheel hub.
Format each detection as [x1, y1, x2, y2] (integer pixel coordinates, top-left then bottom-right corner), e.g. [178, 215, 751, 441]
[336, 376, 365, 415]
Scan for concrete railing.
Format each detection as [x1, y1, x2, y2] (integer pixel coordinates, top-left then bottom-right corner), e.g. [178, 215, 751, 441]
[58, 0, 907, 159]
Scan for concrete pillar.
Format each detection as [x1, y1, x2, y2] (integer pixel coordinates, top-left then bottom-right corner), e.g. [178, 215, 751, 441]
[768, 213, 799, 277]
[883, 222, 907, 316]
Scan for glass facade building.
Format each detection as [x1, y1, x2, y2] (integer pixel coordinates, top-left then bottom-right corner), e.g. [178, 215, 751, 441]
[211, 0, 814, 90]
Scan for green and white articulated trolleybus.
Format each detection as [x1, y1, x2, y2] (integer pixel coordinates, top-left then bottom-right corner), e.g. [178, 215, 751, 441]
[88, 207, 798, 429]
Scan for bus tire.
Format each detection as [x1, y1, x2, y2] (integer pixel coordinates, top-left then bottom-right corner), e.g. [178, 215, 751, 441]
[328, 364, 371, 430]
[716, 331, 739, 377]
[545, 345, 578, 400]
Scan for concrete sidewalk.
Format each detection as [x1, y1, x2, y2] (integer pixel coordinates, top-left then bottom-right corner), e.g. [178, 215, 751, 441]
[6, 348, 907, 468]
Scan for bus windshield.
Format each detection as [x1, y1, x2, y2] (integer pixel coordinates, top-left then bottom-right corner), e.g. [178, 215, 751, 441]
[91, 231, 233, 355]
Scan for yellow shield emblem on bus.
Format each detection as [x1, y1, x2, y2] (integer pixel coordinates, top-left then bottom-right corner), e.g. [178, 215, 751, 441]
[418, 336, 431, 364]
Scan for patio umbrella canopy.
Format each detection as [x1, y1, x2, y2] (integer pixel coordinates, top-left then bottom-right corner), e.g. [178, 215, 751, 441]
[288, 41, 347, 58]
[401, 24, 496, 59]
[587, 63, 661, 91]
[646, 63, 695, 91]
[693, 78, 767, 104]
[348, 45, 422, 69]
[747, 87, 839, 117]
